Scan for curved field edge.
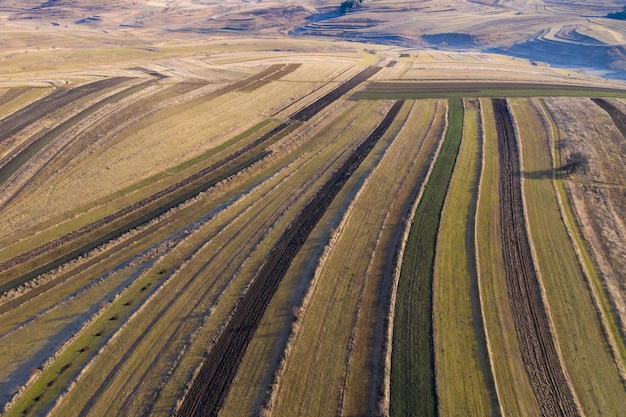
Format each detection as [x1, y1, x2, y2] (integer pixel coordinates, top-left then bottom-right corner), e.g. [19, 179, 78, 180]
[390, 97, 463, 417]
[1, 98, 383, 417]
[511, 97, 626, 415]
[538, 98, 626, 378]
[433, 98, 497, 417]
[475, 98, 540, 416]
[493, 97, 579, 416]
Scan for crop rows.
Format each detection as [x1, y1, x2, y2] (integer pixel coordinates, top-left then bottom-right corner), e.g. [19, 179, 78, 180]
[3, 98, 382, 417]
[2, 51, 626, 417]
[492, 97, 579, 417]
[390, 98, 463, 417]
[0, 66, 381, 296]
[175, 100, 405, 417]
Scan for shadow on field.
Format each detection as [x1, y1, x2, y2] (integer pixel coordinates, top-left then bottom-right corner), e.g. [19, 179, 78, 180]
[523, 152, 588, 180]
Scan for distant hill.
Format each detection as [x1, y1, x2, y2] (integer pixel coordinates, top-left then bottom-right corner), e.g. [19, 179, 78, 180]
[1, 0, 626, 78]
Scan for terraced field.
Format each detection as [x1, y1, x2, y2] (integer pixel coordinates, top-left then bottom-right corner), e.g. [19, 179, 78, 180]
[1, 40, 625, 417]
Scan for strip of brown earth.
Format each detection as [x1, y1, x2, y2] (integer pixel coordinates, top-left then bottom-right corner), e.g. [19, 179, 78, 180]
[591, 98, 626, 141]
[173, 100, 404, 417]
[492, 97, 579, 417]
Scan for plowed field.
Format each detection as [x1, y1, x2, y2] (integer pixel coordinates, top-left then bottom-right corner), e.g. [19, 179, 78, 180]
[492, 97, 579, 417]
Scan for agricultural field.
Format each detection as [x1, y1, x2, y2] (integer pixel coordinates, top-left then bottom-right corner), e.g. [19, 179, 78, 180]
[1, 13, 626, 417]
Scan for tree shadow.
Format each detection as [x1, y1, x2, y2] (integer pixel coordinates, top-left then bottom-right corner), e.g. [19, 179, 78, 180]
[523, 152, 588, 180]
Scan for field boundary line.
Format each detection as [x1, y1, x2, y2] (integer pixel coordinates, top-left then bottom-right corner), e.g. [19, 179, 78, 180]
[535, 98, 626, 385]
[382, 99, 448, 416]
[474, 98, 505, 417]
[509, 98, 584, 415]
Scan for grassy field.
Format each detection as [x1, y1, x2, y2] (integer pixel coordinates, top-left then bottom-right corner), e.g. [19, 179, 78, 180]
[390, 98, 463, 417]
[433, 98, 494, 416]
[511, 97, 626, 415]
[2, 32, 626, 417]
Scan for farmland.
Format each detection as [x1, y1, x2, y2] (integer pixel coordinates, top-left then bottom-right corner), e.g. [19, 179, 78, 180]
[1, 22, 626, 417]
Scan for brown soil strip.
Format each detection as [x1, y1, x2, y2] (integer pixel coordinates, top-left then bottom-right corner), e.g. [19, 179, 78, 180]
[173, 100, 404, 417]
[492, 97, 579, 417]
[591, 98, 626, 141]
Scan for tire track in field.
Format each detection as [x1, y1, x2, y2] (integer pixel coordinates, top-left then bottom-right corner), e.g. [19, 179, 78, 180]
[174, 100, 404, 417]
[492, 98, 579, 417]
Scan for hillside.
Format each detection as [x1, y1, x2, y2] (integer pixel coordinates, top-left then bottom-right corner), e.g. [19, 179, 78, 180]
[2, 1, 626, 77]
[1, 2, 625, 417]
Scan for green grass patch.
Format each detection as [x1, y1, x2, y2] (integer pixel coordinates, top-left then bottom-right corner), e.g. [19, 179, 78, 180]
[390, 98, 463, 417]
[351, 82, 626, 100]
[433, 100, 494, 416]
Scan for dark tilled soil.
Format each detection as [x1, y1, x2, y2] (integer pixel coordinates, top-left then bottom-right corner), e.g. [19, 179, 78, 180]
[493, 97, 579, 417]
[591, 98, 626, 141]
[174, 100, 404, 417]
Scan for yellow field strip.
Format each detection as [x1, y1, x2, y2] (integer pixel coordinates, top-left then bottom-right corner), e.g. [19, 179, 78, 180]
[433, 99, 494, 416]
[514, 98, 626, 415]
[475, 98, 540, 416]
[266, 99, 446, 417]
[43, 100, 385, 417]
[341, 100, 443, 417]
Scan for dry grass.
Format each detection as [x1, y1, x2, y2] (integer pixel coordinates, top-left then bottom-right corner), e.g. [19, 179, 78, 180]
[433, 99, 493, 416]
[475, 98, 540, 416]
[512, 97, 626, 415]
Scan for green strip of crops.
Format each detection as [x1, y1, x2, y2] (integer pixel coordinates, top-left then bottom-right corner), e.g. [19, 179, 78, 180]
[352, 89, 626, 100]
[390, 98, 464, 417]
